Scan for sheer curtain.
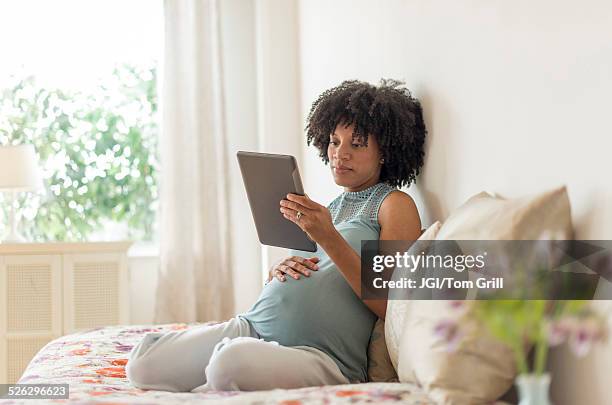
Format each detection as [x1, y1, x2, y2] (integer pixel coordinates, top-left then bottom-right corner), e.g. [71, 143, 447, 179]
[154, 0, 234, 323]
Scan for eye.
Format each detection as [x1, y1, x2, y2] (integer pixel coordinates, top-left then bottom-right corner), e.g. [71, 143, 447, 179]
[329, 141, 338, 146]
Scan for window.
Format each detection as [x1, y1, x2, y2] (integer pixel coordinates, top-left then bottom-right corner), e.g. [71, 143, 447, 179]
[0, 0, 163, 243]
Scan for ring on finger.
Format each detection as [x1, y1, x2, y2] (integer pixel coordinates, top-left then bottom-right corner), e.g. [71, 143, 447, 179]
[296, 210, 303, 221]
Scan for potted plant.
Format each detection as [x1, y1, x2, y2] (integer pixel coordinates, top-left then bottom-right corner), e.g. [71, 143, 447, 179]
[435, 300, 607, 405]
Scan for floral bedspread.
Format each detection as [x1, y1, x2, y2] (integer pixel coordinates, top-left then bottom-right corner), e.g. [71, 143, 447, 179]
[1, 322, 433, 404]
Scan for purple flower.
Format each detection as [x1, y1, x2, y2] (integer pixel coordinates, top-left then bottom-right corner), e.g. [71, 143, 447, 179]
[434, 319, 462, 351]
[546, 319, 572, 346]
[570, 328, 593, 357]
[449, 300, 464, 310]
[568, 318, 605, 357]
[448, 300, 470, 317]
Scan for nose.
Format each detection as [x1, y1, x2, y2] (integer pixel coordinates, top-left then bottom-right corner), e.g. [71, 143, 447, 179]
[334, 143, 351, 161]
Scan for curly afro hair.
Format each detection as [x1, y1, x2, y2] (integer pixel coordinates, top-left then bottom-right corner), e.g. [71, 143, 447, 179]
[305, 79, 427, 188]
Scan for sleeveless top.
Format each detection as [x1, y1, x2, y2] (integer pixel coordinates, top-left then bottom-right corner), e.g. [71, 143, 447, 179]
[240, 182, 398, 383]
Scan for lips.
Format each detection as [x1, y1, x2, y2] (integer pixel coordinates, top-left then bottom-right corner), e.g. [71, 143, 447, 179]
[333, 164, 352, 174]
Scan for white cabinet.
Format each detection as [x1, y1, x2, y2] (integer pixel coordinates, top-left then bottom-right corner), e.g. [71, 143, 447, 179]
[0, 242, 131, 384]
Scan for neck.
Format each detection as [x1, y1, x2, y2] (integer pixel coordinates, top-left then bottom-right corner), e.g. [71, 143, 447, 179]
[343, 177, 380, 193]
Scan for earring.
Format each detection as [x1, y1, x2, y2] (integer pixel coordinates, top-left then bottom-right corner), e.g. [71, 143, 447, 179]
[379, 158, 385, 164]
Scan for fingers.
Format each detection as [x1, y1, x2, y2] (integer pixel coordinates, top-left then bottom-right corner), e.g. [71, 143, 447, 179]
[273, 269, 286, 282]
[272, 256, 320, 283]
[291, 256, 319, 271]
[279, 199, 313, 215]
[280, 210, 297, 223]
[286, 261, 312, 277]
[286, 193, 319, 209]
[280, 264, 301, 280]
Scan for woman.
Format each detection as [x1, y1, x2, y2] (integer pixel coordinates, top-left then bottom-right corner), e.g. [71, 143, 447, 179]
[126, 79, 426, 392]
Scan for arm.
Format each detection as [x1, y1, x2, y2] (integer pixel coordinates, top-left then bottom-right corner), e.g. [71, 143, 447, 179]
[374, 191, 422, 314]
[317, 191, 421, 319]
[282, 191, 421, 319]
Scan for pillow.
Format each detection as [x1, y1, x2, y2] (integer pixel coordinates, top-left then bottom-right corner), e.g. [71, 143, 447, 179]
[399, 301, 517, 404]
[384, 221, 442, 373]
[398, 186, 574, 404]
[366, 318, 398, 382]
[435, 185, 573, 240]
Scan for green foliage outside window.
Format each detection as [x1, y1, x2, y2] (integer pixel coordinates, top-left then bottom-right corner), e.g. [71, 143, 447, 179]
[0, 64, 159, 242]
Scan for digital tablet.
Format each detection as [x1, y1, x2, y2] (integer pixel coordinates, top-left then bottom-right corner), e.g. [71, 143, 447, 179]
[237, 151, 317, 252]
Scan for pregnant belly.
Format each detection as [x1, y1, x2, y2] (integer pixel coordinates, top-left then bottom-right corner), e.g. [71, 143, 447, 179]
[242, 269, 374, 348]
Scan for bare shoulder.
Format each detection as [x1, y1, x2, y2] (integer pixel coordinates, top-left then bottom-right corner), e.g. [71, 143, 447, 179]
[379, 190, 418, 220]
[378, 190, 421, 240]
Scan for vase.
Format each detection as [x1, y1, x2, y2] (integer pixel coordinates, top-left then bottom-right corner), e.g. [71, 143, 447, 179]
[516, 373, 552, 405]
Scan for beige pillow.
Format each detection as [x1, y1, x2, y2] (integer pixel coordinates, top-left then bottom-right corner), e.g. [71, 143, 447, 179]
[366, 318, 398, 382]
[397, 186, 574, 404]
[384, 221, 442, 373]
[435, 185, 572, 240]
[399, 301, 517, 405]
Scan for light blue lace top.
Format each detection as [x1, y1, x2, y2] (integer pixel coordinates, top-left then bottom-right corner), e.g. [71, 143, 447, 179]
[241, 182, 397, 383]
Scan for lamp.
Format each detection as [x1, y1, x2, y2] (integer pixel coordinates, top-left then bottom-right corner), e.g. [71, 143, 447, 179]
[0, 145, 43, 243]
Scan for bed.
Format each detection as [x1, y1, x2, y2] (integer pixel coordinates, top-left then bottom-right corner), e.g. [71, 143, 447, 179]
[1, 322, 435, 405]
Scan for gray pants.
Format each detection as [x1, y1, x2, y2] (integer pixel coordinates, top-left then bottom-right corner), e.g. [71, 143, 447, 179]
[126, 315, 349, 392]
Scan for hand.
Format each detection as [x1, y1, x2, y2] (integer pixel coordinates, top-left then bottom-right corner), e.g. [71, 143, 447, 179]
[267, 255, 320, 282]
[279, 193, 337, 245]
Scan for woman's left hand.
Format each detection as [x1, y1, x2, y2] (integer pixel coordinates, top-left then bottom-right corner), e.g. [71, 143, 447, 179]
[280, 193, 337, 245]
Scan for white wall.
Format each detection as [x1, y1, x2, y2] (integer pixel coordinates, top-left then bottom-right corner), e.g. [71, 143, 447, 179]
[128, 254, 159, 324]
[299, 0, 612, 234]
[298, 1, 612, 404]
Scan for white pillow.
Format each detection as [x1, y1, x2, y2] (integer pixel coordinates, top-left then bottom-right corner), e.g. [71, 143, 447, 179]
[384, 221, 441, 373]
[397, 186, 574, 404]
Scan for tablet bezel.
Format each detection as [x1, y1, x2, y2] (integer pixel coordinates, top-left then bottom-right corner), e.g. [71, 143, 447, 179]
[237, 151, 317, 252]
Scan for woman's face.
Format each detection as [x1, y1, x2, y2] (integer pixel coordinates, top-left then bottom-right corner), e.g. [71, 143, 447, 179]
[327, 123, 383, 192]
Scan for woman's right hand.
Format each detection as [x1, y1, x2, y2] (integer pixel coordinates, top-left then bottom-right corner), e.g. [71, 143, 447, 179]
[267, 256, 320, 282]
